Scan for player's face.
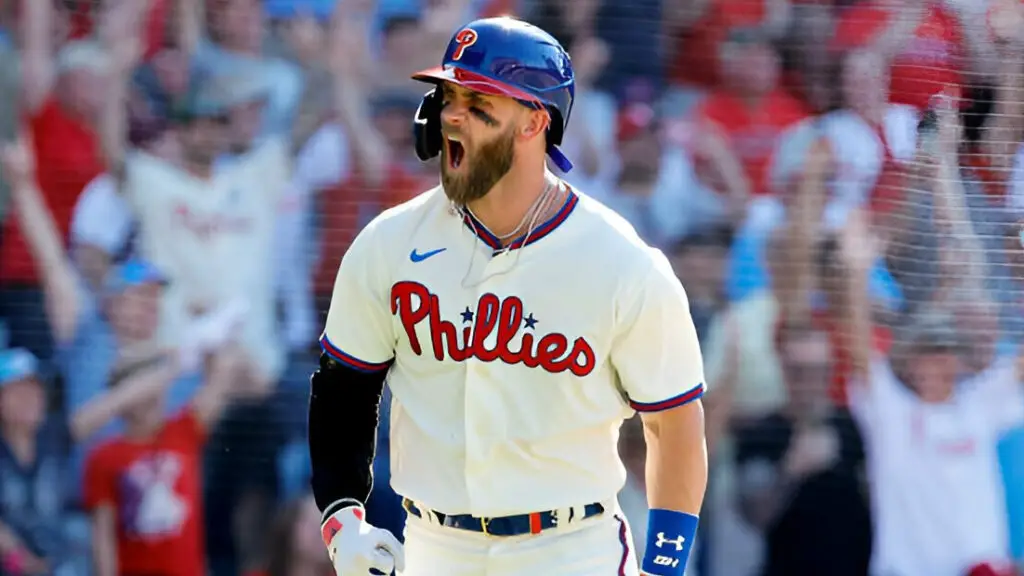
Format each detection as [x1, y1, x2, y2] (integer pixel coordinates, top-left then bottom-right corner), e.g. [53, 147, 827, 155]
[438, 83, 524, 205]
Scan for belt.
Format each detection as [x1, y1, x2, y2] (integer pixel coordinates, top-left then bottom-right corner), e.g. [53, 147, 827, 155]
[402, 498, 605, 537]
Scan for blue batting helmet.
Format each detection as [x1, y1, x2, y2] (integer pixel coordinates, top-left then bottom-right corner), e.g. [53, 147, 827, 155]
[411, 17, 576, 172]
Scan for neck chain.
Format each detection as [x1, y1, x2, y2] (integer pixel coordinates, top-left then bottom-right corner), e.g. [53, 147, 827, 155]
[464, 178, 558, 245]
[457, 176, 563, 289]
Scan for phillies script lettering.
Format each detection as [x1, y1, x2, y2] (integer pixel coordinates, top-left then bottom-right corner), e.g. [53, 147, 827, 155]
[391, 281, 596, 376]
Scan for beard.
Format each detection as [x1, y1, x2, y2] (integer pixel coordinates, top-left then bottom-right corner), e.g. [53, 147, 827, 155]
[441, 126, 515, 206]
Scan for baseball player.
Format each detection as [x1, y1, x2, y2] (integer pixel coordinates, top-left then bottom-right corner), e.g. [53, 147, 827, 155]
[309, 17, 708, 576]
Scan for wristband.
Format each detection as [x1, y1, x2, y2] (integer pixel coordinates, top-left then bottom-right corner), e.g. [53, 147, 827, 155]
[641, 509, 698, 575]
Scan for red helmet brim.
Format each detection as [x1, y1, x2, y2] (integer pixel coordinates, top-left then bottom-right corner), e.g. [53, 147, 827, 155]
[412, 66, 544, 107]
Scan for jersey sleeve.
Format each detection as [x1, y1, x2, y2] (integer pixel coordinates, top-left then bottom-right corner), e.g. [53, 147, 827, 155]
[320, 218, 396, 372]
[611, 250, 706, 412]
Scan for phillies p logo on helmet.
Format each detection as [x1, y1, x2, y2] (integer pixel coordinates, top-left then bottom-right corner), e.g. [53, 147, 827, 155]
[451, 29, 478, 61]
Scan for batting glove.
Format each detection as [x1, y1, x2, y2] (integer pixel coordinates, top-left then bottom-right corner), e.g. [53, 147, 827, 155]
[321, 501, 405, 575]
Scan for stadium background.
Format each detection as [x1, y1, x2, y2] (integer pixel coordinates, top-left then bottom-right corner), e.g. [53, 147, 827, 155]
[0, 0, 1023, 575]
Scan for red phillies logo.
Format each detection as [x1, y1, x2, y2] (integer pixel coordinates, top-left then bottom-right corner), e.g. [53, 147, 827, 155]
[391, 281, 596, 376]
[451, 28, 478, 61]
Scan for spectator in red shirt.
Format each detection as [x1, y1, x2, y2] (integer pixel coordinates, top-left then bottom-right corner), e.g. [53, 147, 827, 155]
[691, 27, 810, 201]
[0, 0, 116, 360]
[83, 345, 250, 576]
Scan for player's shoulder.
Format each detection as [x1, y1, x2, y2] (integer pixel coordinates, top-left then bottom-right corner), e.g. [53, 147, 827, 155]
[570, 189, 682, 309]
[571, 188, 668, 272]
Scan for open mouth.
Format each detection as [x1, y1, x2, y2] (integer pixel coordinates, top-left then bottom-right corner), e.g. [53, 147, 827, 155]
[446, 135, 465, 169]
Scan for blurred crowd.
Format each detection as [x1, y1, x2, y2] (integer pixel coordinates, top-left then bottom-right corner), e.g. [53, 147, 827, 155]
[0, 0, 1023, 575]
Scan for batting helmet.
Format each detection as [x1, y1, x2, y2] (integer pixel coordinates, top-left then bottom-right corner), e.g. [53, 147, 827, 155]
[411, 17, 576, 172]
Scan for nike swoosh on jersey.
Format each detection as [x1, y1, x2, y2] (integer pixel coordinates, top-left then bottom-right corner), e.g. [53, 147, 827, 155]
[410, 248, 447, 262]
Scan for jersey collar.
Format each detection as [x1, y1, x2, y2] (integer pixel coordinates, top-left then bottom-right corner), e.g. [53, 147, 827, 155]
[461, 187, 579, 253]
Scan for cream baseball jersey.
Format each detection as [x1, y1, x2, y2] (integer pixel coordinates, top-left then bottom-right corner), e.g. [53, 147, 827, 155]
[321, 184, 705, 516]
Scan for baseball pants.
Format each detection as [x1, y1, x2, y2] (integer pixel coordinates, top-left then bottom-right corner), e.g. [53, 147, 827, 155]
[398, 503, 640, 576]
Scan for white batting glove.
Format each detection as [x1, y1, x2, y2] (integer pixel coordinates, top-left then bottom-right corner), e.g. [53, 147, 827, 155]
[321, 503, 405, 575]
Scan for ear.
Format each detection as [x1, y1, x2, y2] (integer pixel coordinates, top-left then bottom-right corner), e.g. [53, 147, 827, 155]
[519, 109, 551, 140]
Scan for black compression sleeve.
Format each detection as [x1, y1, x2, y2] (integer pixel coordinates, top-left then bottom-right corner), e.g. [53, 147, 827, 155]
[308, 353, 388, 517]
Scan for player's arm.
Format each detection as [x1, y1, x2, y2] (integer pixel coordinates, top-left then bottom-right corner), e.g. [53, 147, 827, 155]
[309, 219, 397, 520]
[611, 252, 708, 576]
[638, 396, 707, 575]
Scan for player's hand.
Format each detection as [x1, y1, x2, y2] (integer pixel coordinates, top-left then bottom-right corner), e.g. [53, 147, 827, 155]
[323, 504, 405, 575]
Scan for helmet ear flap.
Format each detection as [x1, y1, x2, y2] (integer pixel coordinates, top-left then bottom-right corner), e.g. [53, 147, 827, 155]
[545, 106, 565, 146]
[414, 88, 445, 162]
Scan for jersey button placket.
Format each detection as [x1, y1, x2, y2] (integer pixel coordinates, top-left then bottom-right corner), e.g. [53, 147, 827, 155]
[464, 279, 501, 512]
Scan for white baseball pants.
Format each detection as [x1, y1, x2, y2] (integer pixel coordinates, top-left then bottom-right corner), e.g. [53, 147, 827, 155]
[398, 505, 640, 576]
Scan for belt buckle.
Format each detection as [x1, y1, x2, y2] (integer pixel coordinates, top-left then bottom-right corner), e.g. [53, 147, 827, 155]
[479, 516, 491, 536]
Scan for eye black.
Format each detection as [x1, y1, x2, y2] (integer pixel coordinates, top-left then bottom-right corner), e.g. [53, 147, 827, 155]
[470, 107, 497, 126]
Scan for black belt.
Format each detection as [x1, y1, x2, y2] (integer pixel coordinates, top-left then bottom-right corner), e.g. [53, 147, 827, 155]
[402, 498, 605, 537]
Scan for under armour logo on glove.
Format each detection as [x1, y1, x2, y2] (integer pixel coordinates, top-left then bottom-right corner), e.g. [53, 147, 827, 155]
[654, 532, 686, 552]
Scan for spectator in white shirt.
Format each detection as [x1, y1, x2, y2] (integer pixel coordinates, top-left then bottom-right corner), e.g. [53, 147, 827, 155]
[840, 212, 1024, 576]
[819, 48, 919, 215]
[119, 71, 288, 388]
